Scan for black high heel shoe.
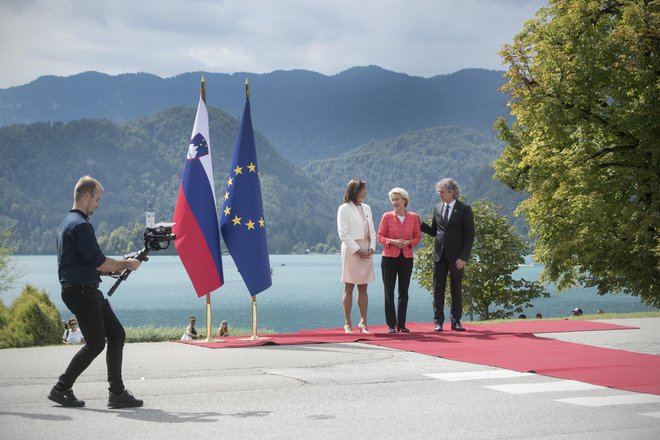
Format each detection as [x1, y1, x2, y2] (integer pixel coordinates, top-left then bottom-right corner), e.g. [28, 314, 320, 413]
[388, 327, 397, 333]
[397, 326, 410, 333]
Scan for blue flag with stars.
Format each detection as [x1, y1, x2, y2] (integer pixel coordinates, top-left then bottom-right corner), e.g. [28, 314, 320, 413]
[220, 97, 272, 296]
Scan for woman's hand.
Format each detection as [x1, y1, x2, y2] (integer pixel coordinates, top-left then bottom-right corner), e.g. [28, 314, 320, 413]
[391, 239, 409, 249]
[358, 248, 374, 258]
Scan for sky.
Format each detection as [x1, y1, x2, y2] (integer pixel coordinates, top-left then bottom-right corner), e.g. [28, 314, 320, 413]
[0, 0, 546, 89]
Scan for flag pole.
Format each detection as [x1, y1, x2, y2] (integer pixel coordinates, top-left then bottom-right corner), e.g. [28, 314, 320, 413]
[201, 76, 213, 342]
[200, 75, 224, 343]
[238, 77, 271, 342]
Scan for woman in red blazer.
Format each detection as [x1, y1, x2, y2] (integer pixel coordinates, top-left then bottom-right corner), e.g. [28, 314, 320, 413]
[377, 188, 421, 333]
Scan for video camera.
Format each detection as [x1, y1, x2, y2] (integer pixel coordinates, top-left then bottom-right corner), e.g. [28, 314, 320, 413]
[143, 224, 176, 252]
[107, 223, 176, 296]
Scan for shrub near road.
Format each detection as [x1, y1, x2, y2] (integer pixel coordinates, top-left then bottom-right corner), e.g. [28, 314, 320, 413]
[0, 284, 63, 348]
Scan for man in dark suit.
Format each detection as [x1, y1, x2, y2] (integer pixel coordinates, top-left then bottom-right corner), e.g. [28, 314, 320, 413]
[420, 178, 474, 331]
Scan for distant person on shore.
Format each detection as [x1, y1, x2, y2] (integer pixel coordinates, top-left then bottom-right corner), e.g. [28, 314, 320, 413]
[337, 178, 376, 333]
[62, 318, 85, 344]
[48, 175, 143, 409]
[572, 308, 583, 317]
[377, 187, 420, 333]
[420, 178, 474, 332]
[181, 316, 202, 340]
[535, 313, 543, 319]
[596, 309, 604, 315]
[218, 320, 229, 337]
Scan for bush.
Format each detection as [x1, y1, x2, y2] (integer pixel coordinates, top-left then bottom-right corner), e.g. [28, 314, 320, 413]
[0, 284, 62, 348]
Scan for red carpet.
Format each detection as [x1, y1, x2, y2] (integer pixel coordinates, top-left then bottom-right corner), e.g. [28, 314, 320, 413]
[177, 320, 660, 395]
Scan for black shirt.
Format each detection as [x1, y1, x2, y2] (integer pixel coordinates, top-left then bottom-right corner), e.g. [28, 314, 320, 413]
[57, 209, 106, 285]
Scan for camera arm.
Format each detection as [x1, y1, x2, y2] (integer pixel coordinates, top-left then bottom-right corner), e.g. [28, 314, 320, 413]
[106, 246, 151, 297]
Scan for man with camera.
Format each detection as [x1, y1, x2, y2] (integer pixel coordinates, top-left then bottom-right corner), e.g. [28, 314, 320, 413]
[48, 176, 144, 408]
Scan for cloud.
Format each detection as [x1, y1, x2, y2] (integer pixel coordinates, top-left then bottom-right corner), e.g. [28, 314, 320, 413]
[0, 0, 545, 88]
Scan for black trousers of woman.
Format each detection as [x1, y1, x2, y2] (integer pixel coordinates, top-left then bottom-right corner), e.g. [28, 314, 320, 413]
[381, 252, 414, 329]
[56, 285, 126, 394]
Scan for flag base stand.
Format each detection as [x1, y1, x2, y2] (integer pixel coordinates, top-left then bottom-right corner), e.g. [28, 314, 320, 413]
[238, 296, 271, 341]
[238, 335, 272, 341]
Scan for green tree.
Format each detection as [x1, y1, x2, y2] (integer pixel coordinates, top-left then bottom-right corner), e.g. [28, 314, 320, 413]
[0, 284, 62, 348]
[0, 227, 21, 294]
[494, 0, 659, 306]
[414, 200, 548, 320]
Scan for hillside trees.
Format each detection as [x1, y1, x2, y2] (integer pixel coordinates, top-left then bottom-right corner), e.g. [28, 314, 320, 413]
[0, 227, 20, 294]
[0, 108, 335, 254]
[494, 0, 659, 306]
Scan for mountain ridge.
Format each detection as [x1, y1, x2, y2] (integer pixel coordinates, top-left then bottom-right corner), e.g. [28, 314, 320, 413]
[0, 66, 508, 163]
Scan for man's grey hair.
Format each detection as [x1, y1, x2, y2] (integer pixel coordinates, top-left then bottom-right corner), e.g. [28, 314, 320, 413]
[436, 178, 460, 199]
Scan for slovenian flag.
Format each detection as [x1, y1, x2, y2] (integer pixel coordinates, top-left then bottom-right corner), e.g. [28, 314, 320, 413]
[220, 96, 272, 296]
[173, 95, 224, 296]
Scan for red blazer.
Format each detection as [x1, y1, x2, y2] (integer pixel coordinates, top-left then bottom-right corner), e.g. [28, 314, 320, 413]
[377, 210, 421, 258]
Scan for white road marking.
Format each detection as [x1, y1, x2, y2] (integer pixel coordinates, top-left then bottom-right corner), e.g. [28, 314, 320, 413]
[425, 370, 533, 381]
[639, 411, 660, 418]
[556, 394, 660, 407]
[485, 380, 603, 394]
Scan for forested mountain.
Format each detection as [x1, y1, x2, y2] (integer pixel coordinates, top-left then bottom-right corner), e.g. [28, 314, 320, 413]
[302, 126, 528, 234]
[0, 107, 335, 254]
[0, 67, 530, 255]
[0, 66, 508, 163]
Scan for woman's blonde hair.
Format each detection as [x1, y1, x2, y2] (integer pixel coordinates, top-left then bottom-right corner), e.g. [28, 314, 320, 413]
[388, 187, 410, 207]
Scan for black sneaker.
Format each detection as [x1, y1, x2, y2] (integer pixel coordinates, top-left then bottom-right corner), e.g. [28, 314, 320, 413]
[108, 389, 143, 408]
[47, 386, 85, 407]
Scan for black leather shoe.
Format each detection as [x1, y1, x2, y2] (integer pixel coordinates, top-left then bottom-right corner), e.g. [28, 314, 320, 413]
[434, 324, 443, 332]
[388, 327, 397, 333]
[48, 386, 85, 407]
[108, 389, 144, 408]
[397, 327, 410, 333]
[452, 323, 466, 331]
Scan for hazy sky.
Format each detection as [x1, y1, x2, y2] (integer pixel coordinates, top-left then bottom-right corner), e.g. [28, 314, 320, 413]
[0, 0, 546, 89]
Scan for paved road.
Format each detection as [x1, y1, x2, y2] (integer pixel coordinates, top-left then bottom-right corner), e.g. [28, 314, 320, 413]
[1, 318, 658, 439]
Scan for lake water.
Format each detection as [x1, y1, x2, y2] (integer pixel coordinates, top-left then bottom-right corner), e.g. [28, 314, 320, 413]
[4, 255, 657, 334]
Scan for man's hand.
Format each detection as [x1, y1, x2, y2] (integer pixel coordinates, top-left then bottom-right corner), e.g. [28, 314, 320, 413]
[97, 257, 141, 274]
[125, 258, 141, 271]
[455, 258, 466, 270]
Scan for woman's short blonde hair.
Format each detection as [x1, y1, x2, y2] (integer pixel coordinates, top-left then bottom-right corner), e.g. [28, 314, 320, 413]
[388, 187, 410, 207]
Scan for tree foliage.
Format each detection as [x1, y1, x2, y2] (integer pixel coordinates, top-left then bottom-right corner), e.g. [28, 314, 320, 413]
[414, 199, 548, 320]
[0, 284, 63, 348]
[494, 0, 659, 306]
[0, 227, 21, 294]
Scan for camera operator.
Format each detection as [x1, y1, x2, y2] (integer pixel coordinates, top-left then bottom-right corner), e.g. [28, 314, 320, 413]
[48, 176, 143, 409]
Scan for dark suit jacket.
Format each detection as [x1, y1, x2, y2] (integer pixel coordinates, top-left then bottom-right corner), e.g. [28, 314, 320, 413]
[420, 200, 475, 263]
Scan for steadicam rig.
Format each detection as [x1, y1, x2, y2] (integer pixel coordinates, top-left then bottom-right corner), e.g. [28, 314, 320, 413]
[107, 223, 176, 296]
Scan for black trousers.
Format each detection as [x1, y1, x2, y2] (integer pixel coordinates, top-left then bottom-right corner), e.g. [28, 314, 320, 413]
[381, 253, 414, 329]
[57, 285, 125, 394]
[432, 251, 463, 325]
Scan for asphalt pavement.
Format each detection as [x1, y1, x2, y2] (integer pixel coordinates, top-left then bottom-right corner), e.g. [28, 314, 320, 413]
[0, 318, 658, 440]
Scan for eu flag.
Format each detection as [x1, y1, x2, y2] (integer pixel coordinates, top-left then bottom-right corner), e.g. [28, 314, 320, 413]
[220, 97, 272, 296]
[173, 95, 224, 296]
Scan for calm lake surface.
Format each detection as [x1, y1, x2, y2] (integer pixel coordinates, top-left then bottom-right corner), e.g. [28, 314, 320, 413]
[5, 255, 657, 334]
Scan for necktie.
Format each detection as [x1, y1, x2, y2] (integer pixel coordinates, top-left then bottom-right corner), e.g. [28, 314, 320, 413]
[443, 204, 450, 224]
